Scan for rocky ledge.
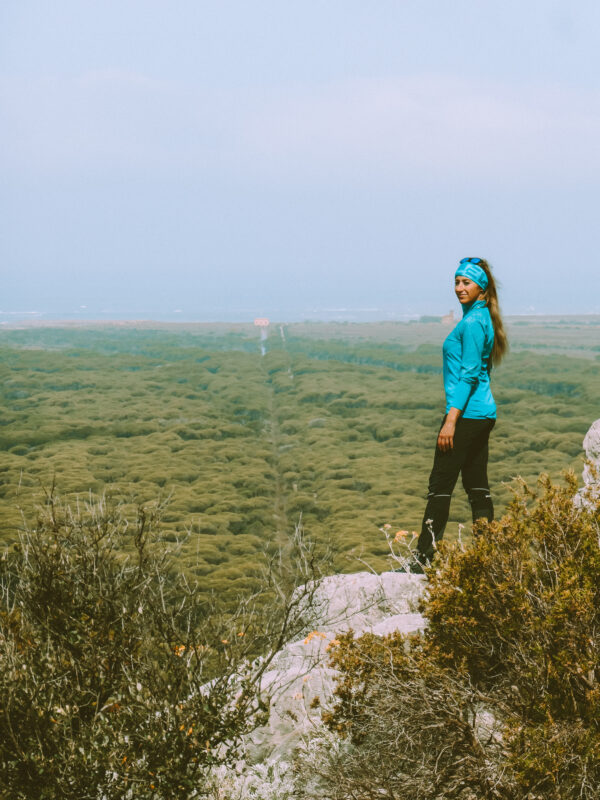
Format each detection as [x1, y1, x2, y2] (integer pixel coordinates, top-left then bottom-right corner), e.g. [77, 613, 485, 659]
[575, 417, 600, 508]
[247, 571, 427, 763]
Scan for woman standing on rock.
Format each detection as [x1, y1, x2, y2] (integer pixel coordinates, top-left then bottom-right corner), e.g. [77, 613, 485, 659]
[408, 258, 508, 572]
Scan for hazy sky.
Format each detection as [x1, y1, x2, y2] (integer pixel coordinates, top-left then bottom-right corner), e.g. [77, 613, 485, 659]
[2, 1, 600, 318]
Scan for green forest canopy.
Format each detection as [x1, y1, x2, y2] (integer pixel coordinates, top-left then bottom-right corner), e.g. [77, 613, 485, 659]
[1, 317, 599, 603]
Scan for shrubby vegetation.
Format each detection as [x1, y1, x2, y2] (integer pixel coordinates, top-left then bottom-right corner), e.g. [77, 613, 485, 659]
[0, 319, 598, 607]
[300, 475, 600, 800]
[0, 493, 324, 799]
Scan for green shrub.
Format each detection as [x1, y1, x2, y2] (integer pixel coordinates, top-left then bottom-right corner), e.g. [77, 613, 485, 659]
[311, 475, 600, 800]
[0, 495, 324, 799]
[426, 473, 600, 797]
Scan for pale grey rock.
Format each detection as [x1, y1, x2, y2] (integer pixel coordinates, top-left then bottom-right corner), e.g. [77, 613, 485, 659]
[297, 570, 427, 637]
[371, 611, 426, 637]
[246, 571, 427, 764]
[575, 419, 600, 508]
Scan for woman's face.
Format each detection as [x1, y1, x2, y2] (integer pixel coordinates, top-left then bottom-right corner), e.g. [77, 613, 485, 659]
[455, 275, 484, 305]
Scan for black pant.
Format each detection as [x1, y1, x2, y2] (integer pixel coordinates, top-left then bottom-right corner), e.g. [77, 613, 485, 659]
[416, 417, 495, 565]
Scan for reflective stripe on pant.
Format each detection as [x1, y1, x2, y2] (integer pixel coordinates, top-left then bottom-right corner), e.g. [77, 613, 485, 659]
[416, 417, 495, 565]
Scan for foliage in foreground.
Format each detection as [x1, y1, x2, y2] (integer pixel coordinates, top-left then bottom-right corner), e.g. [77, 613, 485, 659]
[0, 495, 322, 800]
[301, 474, 600, 800]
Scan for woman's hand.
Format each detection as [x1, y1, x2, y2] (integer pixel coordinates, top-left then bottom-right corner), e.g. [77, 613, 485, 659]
[437, 421, 456, 451]
[437, 408, 461, 452]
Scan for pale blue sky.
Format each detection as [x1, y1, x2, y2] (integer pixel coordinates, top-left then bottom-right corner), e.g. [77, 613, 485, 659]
[2, 1, 600, 318]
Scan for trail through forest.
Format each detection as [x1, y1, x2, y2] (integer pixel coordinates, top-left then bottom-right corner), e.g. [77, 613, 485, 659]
[260, 325, 295, 548]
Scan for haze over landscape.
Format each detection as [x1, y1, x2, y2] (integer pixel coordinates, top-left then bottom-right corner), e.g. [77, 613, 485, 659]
[2, 0, 600, 320]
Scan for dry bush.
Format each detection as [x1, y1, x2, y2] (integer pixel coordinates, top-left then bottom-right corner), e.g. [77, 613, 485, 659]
[299, 474, 600, 800]
[0, 493, 323, 799]
[427, 473, 600, 798]
[299, 631, 509, 800]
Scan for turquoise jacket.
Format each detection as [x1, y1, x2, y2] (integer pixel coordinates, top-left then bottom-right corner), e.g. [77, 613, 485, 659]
[442, 299, 496, 419]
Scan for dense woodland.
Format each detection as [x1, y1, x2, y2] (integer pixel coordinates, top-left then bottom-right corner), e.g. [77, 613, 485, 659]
[1, 318, 599, 603]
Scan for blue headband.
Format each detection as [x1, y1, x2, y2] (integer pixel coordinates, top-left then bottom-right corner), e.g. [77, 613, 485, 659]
[455, 262, 488, 290]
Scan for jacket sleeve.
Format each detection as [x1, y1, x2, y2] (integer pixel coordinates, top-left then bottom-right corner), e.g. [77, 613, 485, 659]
[451, 317, 486, 411]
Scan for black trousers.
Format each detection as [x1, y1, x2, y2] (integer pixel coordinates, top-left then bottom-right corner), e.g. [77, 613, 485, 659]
[416, 417, 495, 565]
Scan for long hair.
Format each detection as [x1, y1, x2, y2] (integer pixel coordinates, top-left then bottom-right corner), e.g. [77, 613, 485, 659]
[478, 259, 508, 366]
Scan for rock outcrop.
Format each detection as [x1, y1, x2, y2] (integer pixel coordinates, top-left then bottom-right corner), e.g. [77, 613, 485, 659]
[575, 418, 600, 508]
[246, 571, 427, 763]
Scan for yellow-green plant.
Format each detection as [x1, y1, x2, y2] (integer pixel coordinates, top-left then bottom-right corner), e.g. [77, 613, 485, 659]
[310, 475, 600, 800]
[426, 473, 600, 798]
[0, 493, 323, 799]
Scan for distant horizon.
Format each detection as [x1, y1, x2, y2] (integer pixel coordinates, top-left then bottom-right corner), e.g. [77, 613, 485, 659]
[2, 307, 600, 327]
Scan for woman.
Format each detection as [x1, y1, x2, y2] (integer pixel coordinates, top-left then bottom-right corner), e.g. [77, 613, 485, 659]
[410, 257, 508, 572]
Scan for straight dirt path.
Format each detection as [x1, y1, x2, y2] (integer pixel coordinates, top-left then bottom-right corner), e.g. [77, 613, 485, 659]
[259, 325, 295, 546]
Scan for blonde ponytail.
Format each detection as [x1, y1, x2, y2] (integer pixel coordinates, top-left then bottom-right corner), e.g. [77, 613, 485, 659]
[478, 260, 508, 366]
